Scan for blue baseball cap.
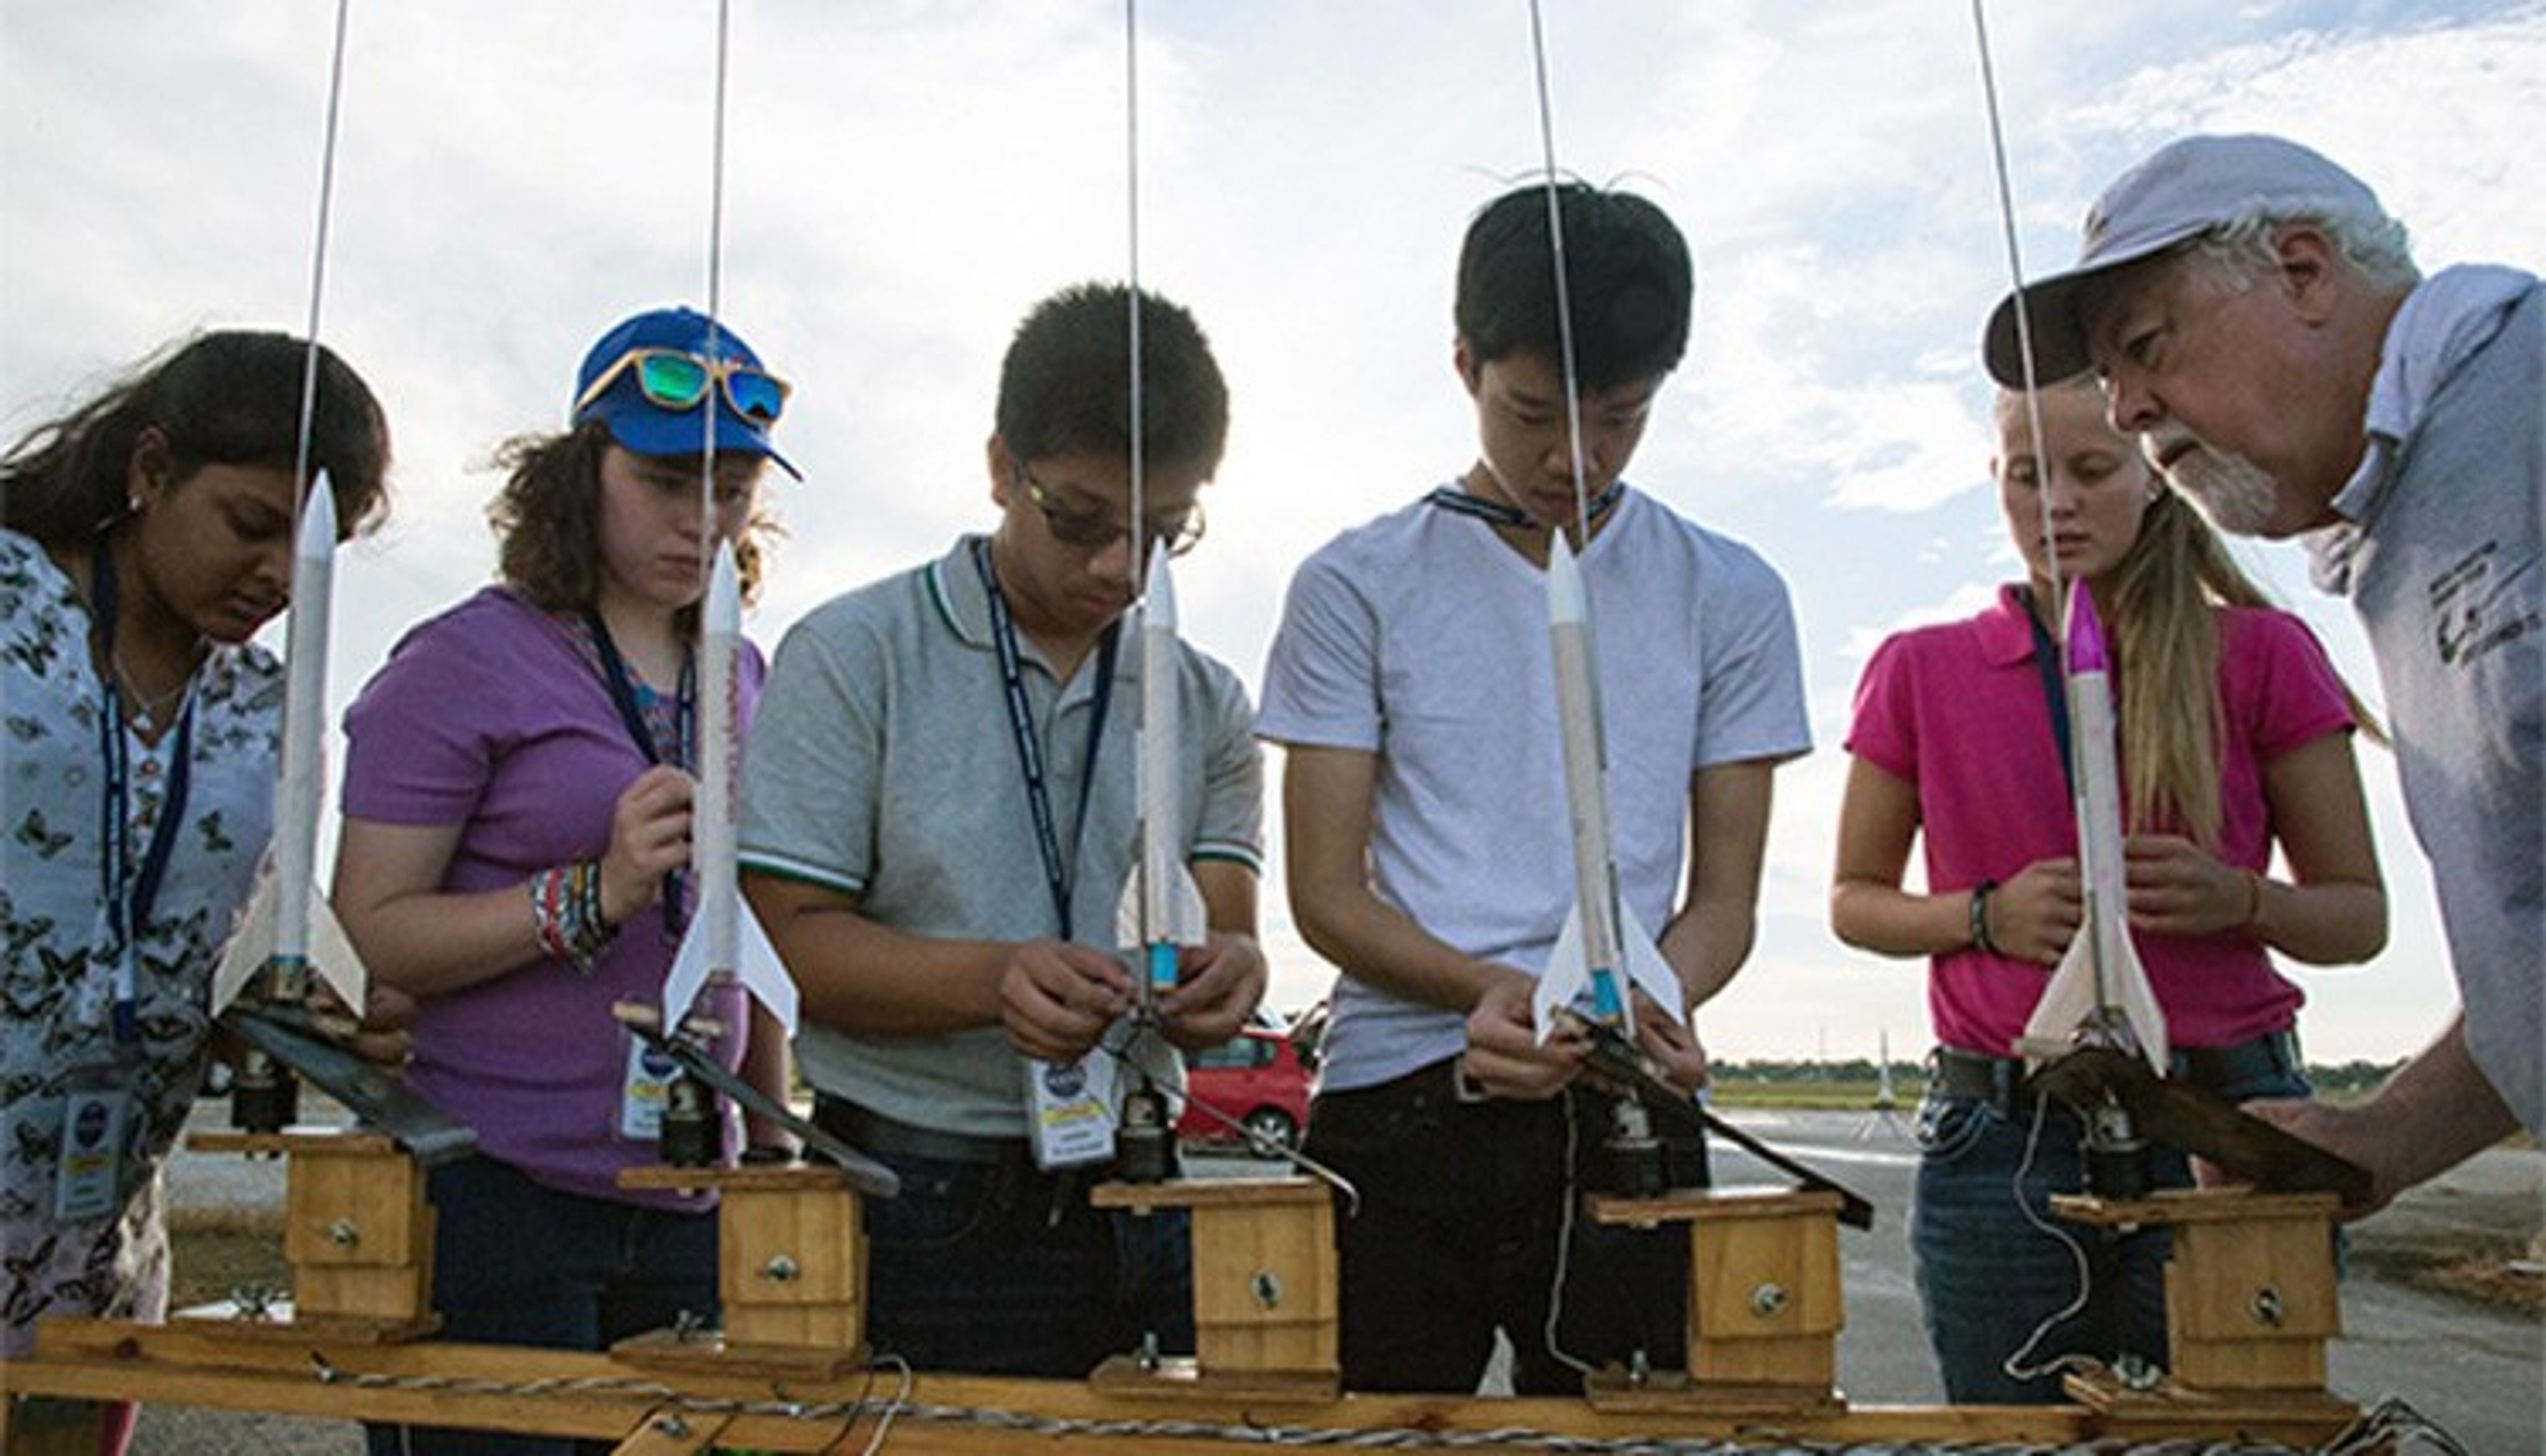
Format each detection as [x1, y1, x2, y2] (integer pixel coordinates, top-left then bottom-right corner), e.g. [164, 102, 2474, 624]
[572, 306, 800, 479]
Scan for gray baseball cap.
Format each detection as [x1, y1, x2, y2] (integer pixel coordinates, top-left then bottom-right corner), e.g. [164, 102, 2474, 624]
[1982, 134, 2383, 387]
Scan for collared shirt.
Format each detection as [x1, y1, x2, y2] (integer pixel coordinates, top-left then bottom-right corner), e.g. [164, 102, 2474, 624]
[1845, 584, 2356, 1058]
[740, 535, 1264, 1137]
[2305, 268, 2543, 1138]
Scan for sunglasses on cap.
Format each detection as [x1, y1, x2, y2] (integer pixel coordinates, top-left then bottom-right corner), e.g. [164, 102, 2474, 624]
[574, 347, 791, 426]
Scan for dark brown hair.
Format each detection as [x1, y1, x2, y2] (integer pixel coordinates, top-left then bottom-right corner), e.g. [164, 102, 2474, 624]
[3, 330, 390, 544]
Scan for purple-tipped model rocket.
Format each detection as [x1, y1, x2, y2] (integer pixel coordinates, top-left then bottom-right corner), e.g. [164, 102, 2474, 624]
[660, 541, 801, 1037]
[2018, 583, 2169, 1074]
[214, 477, 369, 1016]
[1532, 532, 1686, 1043]
[1116, 539, 1210, 992]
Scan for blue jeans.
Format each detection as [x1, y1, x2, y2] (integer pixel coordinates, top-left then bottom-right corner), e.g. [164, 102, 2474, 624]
[860, 1148, 1193, 1378]
[1910, 1052, 2310, 1404]
[365, 1155, 719, 1456]
[1303, 1059, 1701, 1394]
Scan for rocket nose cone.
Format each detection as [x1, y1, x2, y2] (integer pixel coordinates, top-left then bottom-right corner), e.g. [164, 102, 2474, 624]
[296, 471, 339, 557]
[2064, 582, 2109, 673]
[705, 541, 742, 630]
[1545, 531, 1587, 624]
[1143, 539, 1178, 629]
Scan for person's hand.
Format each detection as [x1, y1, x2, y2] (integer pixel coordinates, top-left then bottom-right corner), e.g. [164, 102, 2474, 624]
[1630, 989, 1709, 1096]
[2218, 1097, 2396, 1220]
[2125, 833, 2250, 937]
[597, 764, 696, 926]
[1461, 971, 1585, 1100]
[999, 939, 1132, 1063]
[1158, 931, 1266, 1050]
[303, 980, 414, 1069]
[1989, 857, 2082, 964]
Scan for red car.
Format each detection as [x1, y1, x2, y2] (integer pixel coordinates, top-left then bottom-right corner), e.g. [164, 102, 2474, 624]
[1178, 1025, 1313, 1152]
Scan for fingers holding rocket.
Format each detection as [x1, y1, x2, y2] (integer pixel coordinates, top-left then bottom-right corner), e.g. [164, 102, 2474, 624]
[1001, 938, 1133, 1063]
[1990, 856, 2083, 964]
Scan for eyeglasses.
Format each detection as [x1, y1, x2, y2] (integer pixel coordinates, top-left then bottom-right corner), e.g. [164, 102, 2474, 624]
[1019, 463, 1206, 558]
[574, 348, 791, 425]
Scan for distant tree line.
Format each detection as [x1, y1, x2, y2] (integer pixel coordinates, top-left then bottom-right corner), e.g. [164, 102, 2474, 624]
[1712, 1058, 2404, 1092]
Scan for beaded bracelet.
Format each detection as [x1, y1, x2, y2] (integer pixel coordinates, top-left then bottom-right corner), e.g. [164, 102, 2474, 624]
[1969, 879, 2001, 956]
[528, 861, 617, 974]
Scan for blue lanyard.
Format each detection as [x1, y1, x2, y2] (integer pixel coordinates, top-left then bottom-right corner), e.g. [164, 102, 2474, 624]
[91, 545, 195, 1046]
[970, 538, 1119, 941]
[583, 611, 696, 936]
[1423, 479, 1625, 530]
[2021, 588, 2077, 797]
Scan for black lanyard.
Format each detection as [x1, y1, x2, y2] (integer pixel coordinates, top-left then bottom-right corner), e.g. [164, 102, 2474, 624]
[2020, 587, 2077, 797]
[971, 538, 1119, 941]
[583, 610, 695, 936]
[91, 545, 195, 1046]
[1424, 479, 1625, 531]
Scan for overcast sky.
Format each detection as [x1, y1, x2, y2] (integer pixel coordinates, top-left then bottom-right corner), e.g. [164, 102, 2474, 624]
[5, 1, 2539, 1064]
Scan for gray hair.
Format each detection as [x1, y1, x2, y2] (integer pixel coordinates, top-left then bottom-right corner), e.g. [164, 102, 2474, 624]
[2194, 200, 2420, 293]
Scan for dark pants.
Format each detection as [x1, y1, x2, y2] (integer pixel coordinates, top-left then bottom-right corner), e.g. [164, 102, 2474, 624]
[365, 1155, 719, 1456]
[1302, 1058, 1703, 1394]
[1910, 1037, 2312, 1403]
[818, 1097, 1194, 1378]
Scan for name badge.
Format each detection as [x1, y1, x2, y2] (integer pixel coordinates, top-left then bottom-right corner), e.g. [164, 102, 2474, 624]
[54, 1086, 130, 1224]
[617, 1034, 685, 1142]
[1025, 1053, 1118, 1170]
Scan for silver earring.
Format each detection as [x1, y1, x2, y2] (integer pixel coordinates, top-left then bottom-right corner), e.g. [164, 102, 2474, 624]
[127, 495, 145, 515]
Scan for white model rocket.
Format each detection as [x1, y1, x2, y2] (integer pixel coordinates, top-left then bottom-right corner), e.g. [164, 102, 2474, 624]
[2018, 584, 2169, 1075]
[213, 477, 369, 1014]
[1116, 539, 1210, 998]
[1532, 533, 1684, 1043]
[661, 541, 801, 1036]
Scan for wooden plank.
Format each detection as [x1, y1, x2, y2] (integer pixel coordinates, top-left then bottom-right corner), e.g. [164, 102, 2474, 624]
[1, 1317, 2374, 1450]
[1089, 1176, 1330, 1212]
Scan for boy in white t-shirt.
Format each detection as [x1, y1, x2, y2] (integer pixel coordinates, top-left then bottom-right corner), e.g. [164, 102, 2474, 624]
[1257, 181, 1810, 1393]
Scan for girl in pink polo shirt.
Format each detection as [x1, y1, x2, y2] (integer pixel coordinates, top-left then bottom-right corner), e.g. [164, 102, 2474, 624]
[1832, 375, 2386, 1404]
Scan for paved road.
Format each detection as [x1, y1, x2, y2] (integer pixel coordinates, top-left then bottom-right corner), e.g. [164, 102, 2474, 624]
[128, 1107, 2542, 1453]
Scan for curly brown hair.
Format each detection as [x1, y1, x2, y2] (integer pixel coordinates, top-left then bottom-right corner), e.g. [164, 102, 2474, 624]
[486, 420, 771, 620]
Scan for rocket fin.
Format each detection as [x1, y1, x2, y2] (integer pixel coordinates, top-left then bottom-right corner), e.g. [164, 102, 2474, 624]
[2022, 930, 2170, 1076]
[1532, 904, 1591, 1046]
[1615, 901, 1687, 1035]
[306, 891, 369, 1012]
[213, 869, 371, 1016]
[735, 898, 802, 1036]
[663, 902, 802, 1037]
[213, 866, 278, 1012]
[1113, 861, 1211, 951]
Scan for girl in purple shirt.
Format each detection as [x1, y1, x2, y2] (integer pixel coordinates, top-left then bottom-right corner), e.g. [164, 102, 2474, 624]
[1832, 375, 2386, 1404]
[334, 308, 794, 1456]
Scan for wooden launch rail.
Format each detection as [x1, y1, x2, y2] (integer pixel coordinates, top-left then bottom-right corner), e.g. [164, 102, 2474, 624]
[0, 1137, 2366, 1452]
[4, 1314, 2296, 1454]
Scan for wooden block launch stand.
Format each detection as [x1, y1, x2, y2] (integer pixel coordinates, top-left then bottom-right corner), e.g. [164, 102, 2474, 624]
[177, 1127, 439, 1340]
[1583, 1186, 1847, 1414]
[1087, 1175, 1341, 1401]
[612, 1162, 871, 1378]
[2052, 1187, 2356, 1440]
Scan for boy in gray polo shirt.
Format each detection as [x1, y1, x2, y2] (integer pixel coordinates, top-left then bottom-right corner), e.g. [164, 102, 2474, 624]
[740, 282, 1266, 1376]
